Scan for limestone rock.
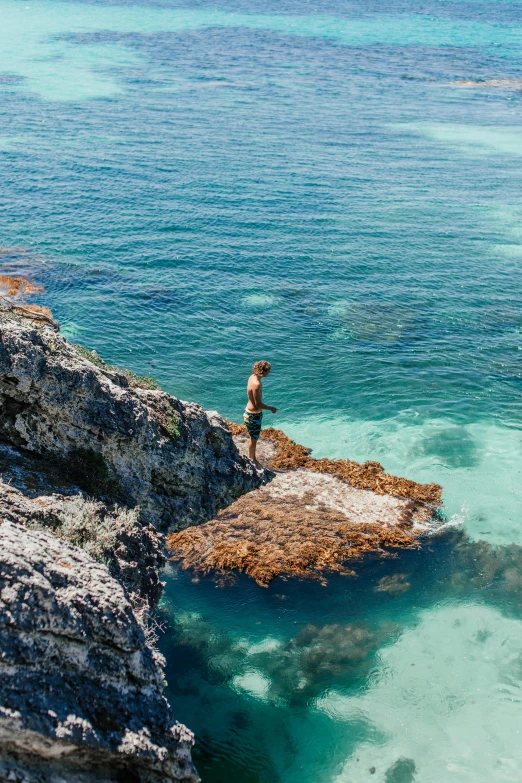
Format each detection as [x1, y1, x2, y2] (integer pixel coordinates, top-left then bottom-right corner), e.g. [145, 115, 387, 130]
[0, 521, 198, 782]
[0, 311, 263, 532]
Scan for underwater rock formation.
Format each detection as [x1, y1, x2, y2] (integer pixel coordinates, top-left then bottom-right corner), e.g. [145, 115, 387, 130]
[0, 310, 263, 531]
[0, 521, 198, 782]
[249, 621, 397, 704]
[448, 530, 522, 603]
[385, 757, 417, 782]
[375, 573, 411, 596]
[167, 427, 442, 586]
[168, 610, 398, 707]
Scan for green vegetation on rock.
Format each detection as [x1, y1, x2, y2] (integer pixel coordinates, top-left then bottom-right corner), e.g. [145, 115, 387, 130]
[164, 412, 180, 440]
[30, 496, 139, 563]
[72, 343, 161, 390]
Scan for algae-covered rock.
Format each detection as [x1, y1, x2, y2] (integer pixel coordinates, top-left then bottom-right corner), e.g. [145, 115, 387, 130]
[167, 449, 442, 587]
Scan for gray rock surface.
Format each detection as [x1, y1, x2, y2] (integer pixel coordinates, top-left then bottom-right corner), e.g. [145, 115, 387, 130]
[0, 470, 165, 606]
[0, 521, 198, 782]
[0, 311, 263, 531]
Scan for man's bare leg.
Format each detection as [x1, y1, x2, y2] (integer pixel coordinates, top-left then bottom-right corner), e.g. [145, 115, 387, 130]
[248, 437, 262, 469]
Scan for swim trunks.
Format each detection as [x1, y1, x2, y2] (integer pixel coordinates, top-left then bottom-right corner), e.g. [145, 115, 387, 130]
[243, 410, 263, 440]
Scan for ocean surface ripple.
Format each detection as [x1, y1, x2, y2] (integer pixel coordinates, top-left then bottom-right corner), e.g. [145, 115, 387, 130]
[1, 0, 522, 779]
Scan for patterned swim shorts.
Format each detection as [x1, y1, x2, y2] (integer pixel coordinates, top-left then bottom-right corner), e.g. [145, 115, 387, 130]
[243, 410, 263, 440]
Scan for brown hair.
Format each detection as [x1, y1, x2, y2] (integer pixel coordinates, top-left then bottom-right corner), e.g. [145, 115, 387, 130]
[252, 360, 271, 377]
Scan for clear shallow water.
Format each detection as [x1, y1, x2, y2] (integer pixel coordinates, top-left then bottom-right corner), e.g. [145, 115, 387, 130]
[1, 0, 522, 779]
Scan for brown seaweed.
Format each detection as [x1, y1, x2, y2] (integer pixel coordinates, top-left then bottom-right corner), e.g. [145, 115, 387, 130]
[0, 274, 58, 329]
[167, 422, 441, 586]
[227, 421, 441, 506]
[167, 490, 422, 587]
[0, 275, 44, 297]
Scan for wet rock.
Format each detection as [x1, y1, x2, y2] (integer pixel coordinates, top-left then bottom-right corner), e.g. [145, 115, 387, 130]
[0, 521, 199, 782]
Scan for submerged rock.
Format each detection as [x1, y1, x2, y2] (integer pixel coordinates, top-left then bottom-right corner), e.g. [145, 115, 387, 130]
[168, 610, 397, 707]
[167, 426, 442, 586]
[385, 757, 417, 782]
[249, 621, 396, 704]
[0, 521, 198, 782]
[375, 573, 411, 596]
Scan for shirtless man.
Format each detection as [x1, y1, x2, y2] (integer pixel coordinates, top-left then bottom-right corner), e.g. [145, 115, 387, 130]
[244, 360, 277, 468]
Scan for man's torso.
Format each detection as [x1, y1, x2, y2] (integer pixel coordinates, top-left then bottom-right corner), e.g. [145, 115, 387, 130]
[246, 374, 262, 413]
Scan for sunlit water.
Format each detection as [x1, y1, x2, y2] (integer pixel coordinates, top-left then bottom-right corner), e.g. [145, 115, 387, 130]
[1, 0, 522, 779]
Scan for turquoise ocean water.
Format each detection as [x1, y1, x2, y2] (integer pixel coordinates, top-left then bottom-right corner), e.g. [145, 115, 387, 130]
[1, 0, 522, 779]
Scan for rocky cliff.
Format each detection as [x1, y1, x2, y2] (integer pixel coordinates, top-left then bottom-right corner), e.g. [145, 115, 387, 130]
[0, 311, 262, 531]
[0, 308, 265, 782]
[0, 305, 443, 779]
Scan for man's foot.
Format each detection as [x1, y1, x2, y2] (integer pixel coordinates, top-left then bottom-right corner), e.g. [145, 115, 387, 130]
[254, 460, 263, 470]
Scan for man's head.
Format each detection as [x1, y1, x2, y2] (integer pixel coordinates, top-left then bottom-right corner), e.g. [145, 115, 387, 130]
[252, 360, 271, 378]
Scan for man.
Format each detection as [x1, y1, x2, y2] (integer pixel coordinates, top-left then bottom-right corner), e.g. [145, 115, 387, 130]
[244, 360, 277, 468]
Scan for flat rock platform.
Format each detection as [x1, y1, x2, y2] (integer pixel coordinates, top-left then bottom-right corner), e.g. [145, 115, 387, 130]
[167, 425, 442, 586]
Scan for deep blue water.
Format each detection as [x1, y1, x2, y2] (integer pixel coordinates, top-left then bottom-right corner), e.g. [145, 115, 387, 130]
[1, 0, 522, 779]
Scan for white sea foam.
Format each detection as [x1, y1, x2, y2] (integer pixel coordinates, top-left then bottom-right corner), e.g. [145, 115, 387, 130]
[60, 321, 82, 339]
[317, 603, 522, 783]
[276, 415, 522, 546]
